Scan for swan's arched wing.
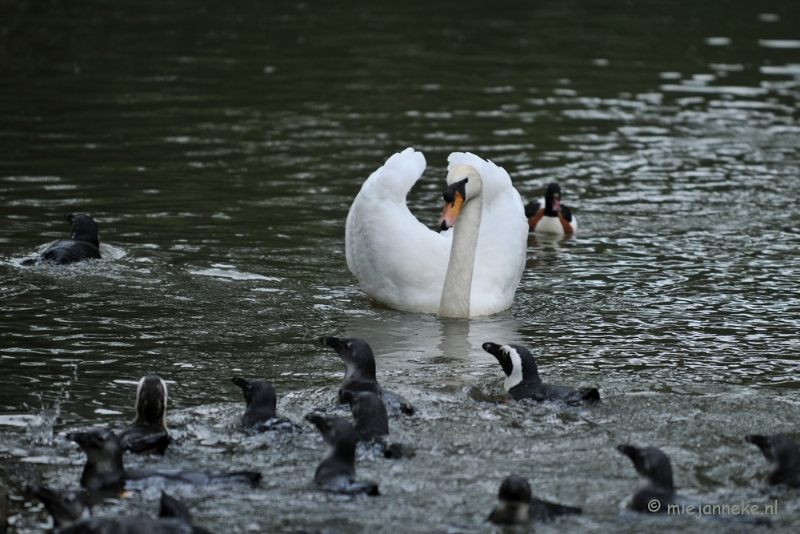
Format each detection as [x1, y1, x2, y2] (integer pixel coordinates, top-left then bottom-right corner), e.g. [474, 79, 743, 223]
[346, 148, 452, 313]
[448, 152, 528, 315]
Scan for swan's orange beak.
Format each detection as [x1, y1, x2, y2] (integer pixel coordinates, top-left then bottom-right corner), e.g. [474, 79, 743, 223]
[438, 191, 464, 231]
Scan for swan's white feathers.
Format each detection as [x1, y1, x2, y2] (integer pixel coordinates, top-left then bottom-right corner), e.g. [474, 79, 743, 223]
[345, 148, 527, 316]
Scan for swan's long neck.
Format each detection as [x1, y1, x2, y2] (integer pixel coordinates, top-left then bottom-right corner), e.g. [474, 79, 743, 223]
[439, 194, 482, 318]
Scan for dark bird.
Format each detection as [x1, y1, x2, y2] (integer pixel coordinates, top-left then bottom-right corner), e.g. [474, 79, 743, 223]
[27, 485, 90, 528]
[23, 213, 101, 265]
[745, 434, 800, 488]
[29, 485, 214, 533]
[482, 343, 599, 404]
[341, 390, 404, 459]
[231, 377, 300, 432]
[319, 336, 414, 415]
[618, 445, 691, 513]
[524, 183, 576, 235]
[118, 375, 174, 454]
[488, 475, 581, 525]
[67, 428, 261, 493]
[305, 414, 379, 496]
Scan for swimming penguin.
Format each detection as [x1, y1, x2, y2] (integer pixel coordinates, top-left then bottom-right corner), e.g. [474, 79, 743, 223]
[159, 492, 214, 534]
[23, 213, 101, 265]
[482, 342, 599, 404]
[231, 377, 300, 432]
[745, 434, 800, 488]
[118, 375, 174, 454]
[318, 336, 414, 416]
[617, 444, 694, 513]
[341, 390, 404, 459]
[488, 475, 581, 525]
[305, 413, 380, 496]
[27, 485, 90, 529]
[524, 183, 576, 235]
[66, 428, 261, 493]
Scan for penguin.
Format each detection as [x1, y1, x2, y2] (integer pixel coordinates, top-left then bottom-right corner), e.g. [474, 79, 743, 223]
[231, 377, 300, 432]
[159, 492, 214, 534]
[66, 428, 261, 493]
[524, 183, 576, 235]
[304, 413, 380, 496]
[617, 445, 692, 513]
[30, 485, 213, 534]
[118, 375, 174, 454]
[23, 213, 101, 265]
[745, 434, 800, 488]
[27, 485, 90, 529]
[481, 342, 599, 404]
[318, 336, 414, 416]
[341, 390, 404, 459]
[488, 475, 581, 525]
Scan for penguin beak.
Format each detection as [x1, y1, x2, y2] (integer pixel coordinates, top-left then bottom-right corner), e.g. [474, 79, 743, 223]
[319, 336, 344, 350]
[66, 431, 90, 448]
[481, 342, 503, 358]
[63, 213, 75, 224]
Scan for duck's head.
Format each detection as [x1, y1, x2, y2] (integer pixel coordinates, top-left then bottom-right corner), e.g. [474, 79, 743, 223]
[544, 183, 562, 211]
[438, 164, 482, 231]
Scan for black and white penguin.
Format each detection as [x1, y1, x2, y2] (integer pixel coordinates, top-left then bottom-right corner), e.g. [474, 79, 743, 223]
[481, 342, 599, 404]
[231, 377, 300, 432]
[488, 475, 581, 525]
[319, 336, 414, 415]
[745, 434, 800, 488]
[27, 485, 90, 529]
[524, 183, 576, 235]
[23, 213, 101, 265]
[67, 428, 261, 493]
[305, 413, 380, 496]
[118, 375, 173, 454]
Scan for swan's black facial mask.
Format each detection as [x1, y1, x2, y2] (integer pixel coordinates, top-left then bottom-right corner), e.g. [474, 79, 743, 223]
[442, 178, 468, 206]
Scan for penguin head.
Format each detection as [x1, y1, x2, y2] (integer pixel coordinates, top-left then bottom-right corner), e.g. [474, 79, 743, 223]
[746, 434, 800, 472]
[27, 485, 90, 527]
[134, 375, 168, 433]
[64, 213, 100, 247]
[305, 413, 356, 447]
[482, 342, 541, 391]
[497, 475, 532, 503]
[67, 428, 123, 466]
[159, 491, 192, 522]
[232, 377, 277, 414]
[617, 445, 674, 493]
[319, 336, 377, 381]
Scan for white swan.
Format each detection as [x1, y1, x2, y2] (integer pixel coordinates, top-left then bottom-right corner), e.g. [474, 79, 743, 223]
[345, 148, 528, 318]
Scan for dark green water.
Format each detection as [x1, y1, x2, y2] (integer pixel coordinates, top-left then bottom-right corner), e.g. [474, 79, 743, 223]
[2, 0, 800, 532]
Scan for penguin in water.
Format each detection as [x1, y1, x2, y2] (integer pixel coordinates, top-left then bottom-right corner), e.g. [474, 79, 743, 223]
[482, 342, 599, 404]
[524, 183, 576, 235]
[22, 213, 101, 265]
[66, 428, 261, 493]
[341, 390, 404, 459]
[745, 434, 800, 487]
[27, 485, 90, 529]
[29, 484, 214, 533]
[488, 475, 581, 525]
[318, 336, 414, 415]
[159, 492, 214, 534]
[231, 377, 300, 432]
[118, 375, 174, 454]
[305, 413, 380, 496]
[617, 445, 694, 513]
